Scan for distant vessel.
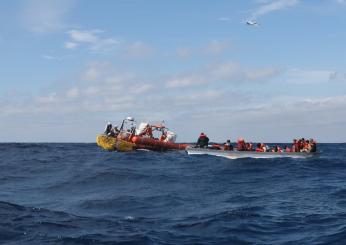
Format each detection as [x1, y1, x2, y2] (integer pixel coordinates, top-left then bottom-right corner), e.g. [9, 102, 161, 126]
[186, 147, 317, 159]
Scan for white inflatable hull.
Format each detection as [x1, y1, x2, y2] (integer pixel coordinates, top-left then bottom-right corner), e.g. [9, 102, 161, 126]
[186, 147, 316, 159]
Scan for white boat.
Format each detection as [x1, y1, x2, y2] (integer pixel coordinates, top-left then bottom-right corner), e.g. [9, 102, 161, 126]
[186, 147, 317, 159]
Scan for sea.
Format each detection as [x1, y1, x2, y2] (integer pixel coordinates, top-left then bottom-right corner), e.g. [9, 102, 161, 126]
[0, 143, 346, 244]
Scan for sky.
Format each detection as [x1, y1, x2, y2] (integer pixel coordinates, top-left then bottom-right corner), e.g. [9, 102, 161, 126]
[1, 0, 346, 143]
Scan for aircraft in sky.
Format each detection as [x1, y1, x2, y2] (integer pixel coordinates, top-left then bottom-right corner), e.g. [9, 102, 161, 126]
[246, 20, 259, 26]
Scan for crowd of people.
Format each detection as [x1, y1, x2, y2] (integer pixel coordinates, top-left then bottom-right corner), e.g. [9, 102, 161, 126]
[104, 122, 170, 142]
[106, 122, 317, 153]
[196, 133, 317, 153]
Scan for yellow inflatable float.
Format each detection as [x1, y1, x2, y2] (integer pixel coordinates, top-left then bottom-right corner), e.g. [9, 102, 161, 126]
[96, 135, 136, 152]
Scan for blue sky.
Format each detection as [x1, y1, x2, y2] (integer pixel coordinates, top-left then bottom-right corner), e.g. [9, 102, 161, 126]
[1, 0, 346, 142]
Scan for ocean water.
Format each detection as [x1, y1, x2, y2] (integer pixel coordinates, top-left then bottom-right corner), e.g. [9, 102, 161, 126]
[0, 143, 346, 244]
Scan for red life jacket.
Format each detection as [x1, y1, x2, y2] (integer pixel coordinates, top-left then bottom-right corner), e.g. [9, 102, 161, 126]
[237, 142, 246, 151]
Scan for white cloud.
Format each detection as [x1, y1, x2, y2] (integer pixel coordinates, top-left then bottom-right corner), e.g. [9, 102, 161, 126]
[166, 75, 208, 88]
[245, 67, 281, 80]
[66, 87, 79, 98]
[282, 68, 335, 84]
[68, 29, 100, 43]
[81, 62, 107, 82]
[329, 71, 346, 81]
[20, 0, 75, 33]
[131, 84, 154, 95]
[251, 0, 299, 19]
[65, 29, 119, 53]
[165, 62, 281, 88]
[84, 86, 100, 97]
[2, 60, 346, 142]
[64, 42, 78, 49]
[35, 93, 58, 104]
[89, 38, 119, 53]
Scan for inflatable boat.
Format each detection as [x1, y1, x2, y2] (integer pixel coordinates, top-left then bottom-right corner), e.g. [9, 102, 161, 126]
[186, 146, 317, 159]
[131, 136, 188, 151]
[96, 117, 188, 152]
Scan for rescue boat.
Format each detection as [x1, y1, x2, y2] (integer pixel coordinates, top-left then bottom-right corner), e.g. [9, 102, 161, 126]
[96, 117, 188, 152]
[131, 122, 188, 151]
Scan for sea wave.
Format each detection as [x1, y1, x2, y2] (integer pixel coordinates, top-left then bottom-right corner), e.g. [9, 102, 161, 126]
[1, 143, 346, 244]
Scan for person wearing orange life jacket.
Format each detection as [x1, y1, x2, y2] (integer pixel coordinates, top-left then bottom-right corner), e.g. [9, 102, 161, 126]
[256, 143, 264, 152]
[237, 138, 246, 151]
[224, 139, 233, 151]
[196, 132, 209, 148]
[245, 142, 253, 151]
[292, 139, 299, 152]
[301, 140, 312, 152]
[142, 125, 153, 138]
[159, 132, 167, 141]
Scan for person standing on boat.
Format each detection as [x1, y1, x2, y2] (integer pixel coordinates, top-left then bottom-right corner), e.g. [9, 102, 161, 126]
[104, 122, 112, 135]
[292, 139, 299, 152]
[310, 139, 317, 152]
[196, 133, 209, 148]
[237, 138, 246, 151]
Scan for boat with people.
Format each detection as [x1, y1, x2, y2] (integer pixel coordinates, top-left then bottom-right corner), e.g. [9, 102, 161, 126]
[96, 117, 188, 152]
[186, 147, 317, 159]
[187, 133, 318, 159]
[97, 118, 318, 157]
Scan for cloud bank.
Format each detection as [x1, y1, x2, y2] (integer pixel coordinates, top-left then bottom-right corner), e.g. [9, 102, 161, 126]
[1, 58, 345, 142]
[20, 0, 75, 33]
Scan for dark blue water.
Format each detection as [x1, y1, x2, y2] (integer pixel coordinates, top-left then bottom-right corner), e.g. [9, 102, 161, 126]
[0, 143, 346, 244]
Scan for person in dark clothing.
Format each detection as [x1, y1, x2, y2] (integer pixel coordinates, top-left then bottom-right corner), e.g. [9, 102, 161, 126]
[310, 139, 317, 152]
[224, 140, 233, 151]
[104, 122, 112, 135]
[196, 133, 209, 148]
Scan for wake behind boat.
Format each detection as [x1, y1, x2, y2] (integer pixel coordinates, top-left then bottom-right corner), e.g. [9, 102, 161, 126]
[186, 146, 317, 159]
